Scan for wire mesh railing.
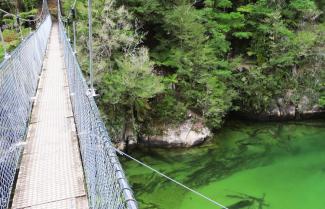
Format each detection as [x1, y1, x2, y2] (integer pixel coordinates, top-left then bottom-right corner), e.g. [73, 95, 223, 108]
[57, 2, 138, 209]
[0, 7, 51, 209]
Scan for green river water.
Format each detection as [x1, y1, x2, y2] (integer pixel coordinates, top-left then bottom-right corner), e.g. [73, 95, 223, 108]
[121, 120, 325, 209]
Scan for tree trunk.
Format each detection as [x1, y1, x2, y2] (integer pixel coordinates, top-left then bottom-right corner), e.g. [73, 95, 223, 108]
[122, 104, 137, 148]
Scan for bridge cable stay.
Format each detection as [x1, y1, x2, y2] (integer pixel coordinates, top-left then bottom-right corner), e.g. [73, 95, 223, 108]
[0, 0, 51, 208]
[59, 0, 229, 208]
[114, 146, 229, 209]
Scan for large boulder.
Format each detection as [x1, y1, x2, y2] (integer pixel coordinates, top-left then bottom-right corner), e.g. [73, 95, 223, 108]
[141, 118, 211, 148]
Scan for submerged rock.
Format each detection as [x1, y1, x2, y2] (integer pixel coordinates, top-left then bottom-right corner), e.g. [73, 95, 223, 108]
[141, 118, 211, 148]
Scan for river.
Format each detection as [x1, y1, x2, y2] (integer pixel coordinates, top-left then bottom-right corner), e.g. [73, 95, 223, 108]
[121, 120, 325, 209]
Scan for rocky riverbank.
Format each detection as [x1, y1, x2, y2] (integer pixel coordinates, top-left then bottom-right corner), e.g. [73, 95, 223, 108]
[116, 97, 324, 150]
[234, 96, 325, 121]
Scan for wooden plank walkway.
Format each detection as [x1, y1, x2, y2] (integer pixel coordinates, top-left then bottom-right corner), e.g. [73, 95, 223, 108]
[11, 23, 89, 209]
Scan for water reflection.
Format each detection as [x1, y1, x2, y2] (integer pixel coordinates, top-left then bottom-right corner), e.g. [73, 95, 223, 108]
[121, 120, 325, 209]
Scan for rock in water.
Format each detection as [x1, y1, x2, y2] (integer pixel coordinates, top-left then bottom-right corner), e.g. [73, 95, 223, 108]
[141, 118, 211, 148]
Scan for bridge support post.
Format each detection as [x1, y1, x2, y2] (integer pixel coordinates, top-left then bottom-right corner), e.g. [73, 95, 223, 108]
[71, 8, 77, 53]
[87, 0, 94, 93]
[16, 15, 23, 40]
[0, 28, 10, 59]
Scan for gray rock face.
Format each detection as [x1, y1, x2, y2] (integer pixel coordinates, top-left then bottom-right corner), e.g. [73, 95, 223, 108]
[269, 104, 296, 119]
[268, 95, 323, 119]
[238, 94, 324, 121]
[116, 141, 126, 151]
[298, 96, 310, 112]
[141, 119, 211, 148]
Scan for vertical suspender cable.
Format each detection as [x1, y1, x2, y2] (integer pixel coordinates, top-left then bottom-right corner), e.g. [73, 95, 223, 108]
[87, 0, 94, 94]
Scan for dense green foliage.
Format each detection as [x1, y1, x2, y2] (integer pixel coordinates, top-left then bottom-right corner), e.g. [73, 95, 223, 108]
[63, 0, 324, 141]
[0, 0, 40, 60]
[62, 0, 165, 141]
[2, 0, 324, 142]
[120, 0, 325, 113]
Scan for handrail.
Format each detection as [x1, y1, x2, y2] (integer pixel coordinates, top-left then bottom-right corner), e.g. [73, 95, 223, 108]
[0, 4, 51, 208]
[57, 1, 138, 208]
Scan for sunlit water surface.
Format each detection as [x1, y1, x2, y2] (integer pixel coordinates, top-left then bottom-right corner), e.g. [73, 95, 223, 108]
[121, 120, 325, 209]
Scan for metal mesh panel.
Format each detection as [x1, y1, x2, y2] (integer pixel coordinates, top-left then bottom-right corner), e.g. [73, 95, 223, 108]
[58, 10, 138, 209]
[0, 14, 52, 209]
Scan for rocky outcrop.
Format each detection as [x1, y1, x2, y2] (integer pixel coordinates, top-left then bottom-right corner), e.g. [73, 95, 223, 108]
[141, 118, 211, 148]
[236, 95, 325, 121]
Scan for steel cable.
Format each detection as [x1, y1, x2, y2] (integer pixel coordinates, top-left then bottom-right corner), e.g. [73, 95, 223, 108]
[0, 0, 47, 23]
[0, 12, 52, 209]
[58, 0, 138, 208]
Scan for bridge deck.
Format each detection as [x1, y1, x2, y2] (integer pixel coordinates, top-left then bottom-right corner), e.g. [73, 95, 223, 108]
[11, 23, 88, 209]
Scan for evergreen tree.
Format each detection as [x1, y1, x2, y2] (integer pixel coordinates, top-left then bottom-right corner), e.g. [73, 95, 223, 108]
[61, 0, 325, 140]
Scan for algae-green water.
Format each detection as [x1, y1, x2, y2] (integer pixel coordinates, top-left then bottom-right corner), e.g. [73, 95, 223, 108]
[121, 120, 325, 209]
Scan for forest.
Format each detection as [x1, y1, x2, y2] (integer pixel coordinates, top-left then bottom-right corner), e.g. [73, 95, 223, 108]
[0, 0, 40, 57]
[1, 1, 325, 208]
[1, 0, 325, 146]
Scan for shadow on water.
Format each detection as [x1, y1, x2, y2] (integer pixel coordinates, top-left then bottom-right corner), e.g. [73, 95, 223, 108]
[121, 119, 325, 209]
[226, 192, 269, 209]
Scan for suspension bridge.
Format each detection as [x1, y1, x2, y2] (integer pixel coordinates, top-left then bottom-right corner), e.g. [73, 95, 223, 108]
[0, 1, 231, 209]
[0, 1, 137, 208]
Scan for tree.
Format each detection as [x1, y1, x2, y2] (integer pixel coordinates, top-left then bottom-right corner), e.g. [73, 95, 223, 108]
[100, 48, 164, 142]
[62, 0, 325, 139]
[161, 4, 235, 128]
